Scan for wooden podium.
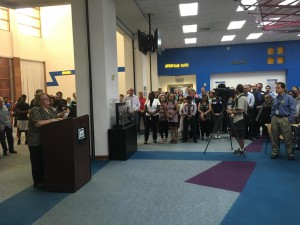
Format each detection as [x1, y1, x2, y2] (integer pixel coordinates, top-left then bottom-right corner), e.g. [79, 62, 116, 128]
[42, 115, 91, 192]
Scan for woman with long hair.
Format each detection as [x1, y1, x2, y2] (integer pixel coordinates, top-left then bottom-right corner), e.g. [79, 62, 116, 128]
[167, 93, 179, 143]
[158, 95, 169, 142]
[198, 94, 212, 140]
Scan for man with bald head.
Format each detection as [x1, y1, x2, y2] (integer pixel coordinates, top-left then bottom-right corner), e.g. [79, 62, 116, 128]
[124, 87, 140, 132]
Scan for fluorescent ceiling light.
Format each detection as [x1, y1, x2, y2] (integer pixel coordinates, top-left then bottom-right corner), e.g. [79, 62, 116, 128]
[227, 20, 246, 30]
[182, 24, 197, 33]
[185, 38, 197, 44]
[260, 21, 271, 25]
[298, 34, 300, 36]
[179, 3, 198, 16]
[269, 17, 280, 20]
[279, 0, 299, 5]
[246, 33, 263, 39]
[221, 35, 236, 42]
[236, 0, 257, 11]
[291, 1, 300, 5]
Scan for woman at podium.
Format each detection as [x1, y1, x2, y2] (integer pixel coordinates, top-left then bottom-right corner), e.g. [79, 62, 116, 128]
[27, 93, 68, 188]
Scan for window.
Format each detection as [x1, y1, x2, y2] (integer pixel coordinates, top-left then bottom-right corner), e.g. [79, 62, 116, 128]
[0, 7, 9, 31]
[15, 7, 41, 37]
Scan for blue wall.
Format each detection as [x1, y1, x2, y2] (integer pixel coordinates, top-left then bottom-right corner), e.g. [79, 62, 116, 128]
[157, 40, 300, 93]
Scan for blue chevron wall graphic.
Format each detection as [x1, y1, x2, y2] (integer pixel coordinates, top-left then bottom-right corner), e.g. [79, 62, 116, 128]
[47, 70, 76, 87]
[47, 67, 125, 87]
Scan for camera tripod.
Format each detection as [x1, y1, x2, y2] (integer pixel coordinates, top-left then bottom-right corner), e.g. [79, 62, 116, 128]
[203, 108, 246, 157]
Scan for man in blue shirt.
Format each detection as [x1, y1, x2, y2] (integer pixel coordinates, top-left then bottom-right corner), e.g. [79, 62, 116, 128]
[270, 82, 296, 160]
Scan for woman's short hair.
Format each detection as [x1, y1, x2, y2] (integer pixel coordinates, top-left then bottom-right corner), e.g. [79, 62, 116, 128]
[33, 93, 46, 106]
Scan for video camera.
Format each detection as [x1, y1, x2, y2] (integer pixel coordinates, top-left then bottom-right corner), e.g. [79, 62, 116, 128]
[213, 84, 236, 105]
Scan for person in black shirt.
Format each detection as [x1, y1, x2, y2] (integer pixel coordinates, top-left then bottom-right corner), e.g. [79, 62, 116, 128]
[29, 89, 43, 109]
[211, 95, 224, 139]
[16, 94, 30, 145]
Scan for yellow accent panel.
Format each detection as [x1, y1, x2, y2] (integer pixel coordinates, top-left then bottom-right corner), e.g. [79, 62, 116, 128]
[277, 47, 284, 54]
[62, 70, 72, 75]
[277, 56, 285, 64]
[267, 57, 274, 64]
[267, 48, 274, 55]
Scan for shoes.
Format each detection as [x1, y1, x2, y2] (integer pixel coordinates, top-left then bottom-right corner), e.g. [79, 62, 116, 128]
[3, 152, 7, 156]
[270, 154, 278, 159]
[161, 138, 164, 142]
[17, 139, 21, 145]
[217, 135, 221, 139]
[288, 155, 295, 160]
[181, 140, 187, 143]
[205, 136, 209, 140]
[9, 150, 17, 154]
[144, 141, 147, 144]
[214, 135, 218, 139]
[193, 140, 198, 143]
[233, 148, 246, 155]
[249, 137, 256, 141]
[153, 140, 157, 143]
[201, 136, 204, 140]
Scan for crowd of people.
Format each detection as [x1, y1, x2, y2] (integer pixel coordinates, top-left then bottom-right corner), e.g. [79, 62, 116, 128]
[0, 90, 77, 188]
[123, 82, 300, 158]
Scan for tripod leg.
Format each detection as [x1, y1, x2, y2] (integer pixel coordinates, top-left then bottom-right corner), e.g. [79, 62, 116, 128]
[204, 109, 225, 154]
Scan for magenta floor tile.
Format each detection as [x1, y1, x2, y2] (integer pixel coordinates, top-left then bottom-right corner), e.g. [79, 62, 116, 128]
[185, 161, 256, 192]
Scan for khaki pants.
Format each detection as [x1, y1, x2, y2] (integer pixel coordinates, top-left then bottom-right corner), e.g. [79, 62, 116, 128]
[271, 116, 293, 156]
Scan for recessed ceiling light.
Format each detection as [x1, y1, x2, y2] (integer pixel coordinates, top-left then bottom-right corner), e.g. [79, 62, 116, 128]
[269, 17, 280, 21]
[179, 3, 198, 17]
[279, 0, 299, 5]
[185, 38, 197, 44]
[227, 20, 246, 30]
[236, 0, 257, 11]
[221, 35, 236, 42]
[246, 33, 263, 39]
[182, 24, 197, 33]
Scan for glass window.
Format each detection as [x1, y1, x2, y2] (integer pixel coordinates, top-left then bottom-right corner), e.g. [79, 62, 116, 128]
[15, 7, 41, 37]
[0, 7, 9, 31]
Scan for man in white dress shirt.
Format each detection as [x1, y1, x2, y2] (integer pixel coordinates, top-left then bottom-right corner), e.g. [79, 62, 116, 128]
[124, 88, 140, 132]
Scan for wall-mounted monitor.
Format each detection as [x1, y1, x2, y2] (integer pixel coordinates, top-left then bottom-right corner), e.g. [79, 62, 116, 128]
[138, 29, 148, 55]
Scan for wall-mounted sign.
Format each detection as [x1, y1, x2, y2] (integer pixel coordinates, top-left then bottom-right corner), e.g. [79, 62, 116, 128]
[165, 63, 189, 68]
[232, 60, 247, 65]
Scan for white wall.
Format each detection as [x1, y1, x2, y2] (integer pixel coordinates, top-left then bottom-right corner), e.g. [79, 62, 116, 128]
[158, 74, 196, 92]
[210, 70, 286, 90]
[41, 5, 75, 99]
[0, 6, 75, 99]
[0, 30, 13, 57]
[117, 31, 126, 95]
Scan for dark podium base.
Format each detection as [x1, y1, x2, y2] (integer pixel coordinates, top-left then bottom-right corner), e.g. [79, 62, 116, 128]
[108, 124, 137, 160]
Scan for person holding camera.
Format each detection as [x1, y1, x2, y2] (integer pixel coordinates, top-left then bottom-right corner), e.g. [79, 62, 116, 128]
[226, 84, 248, 155]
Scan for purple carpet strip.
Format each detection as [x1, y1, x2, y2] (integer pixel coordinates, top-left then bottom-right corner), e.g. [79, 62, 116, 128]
[245, 138, 265, 152]
[185, 161, 256, 193]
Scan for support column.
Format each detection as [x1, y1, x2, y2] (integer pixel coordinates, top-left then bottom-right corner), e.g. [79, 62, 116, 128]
[72, 0, 118, 158]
